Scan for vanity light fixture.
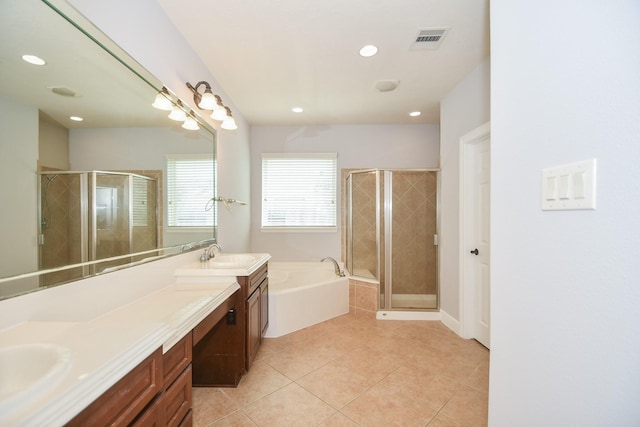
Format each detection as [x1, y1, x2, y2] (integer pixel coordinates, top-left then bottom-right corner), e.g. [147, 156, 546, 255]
[210, 95, 227, 121]
[152, 87, 173, 111]
[182, 113, 200, 131]
[168, 100, 187, 121]
[220, 107, 237, 130]
[186, 80, 235, 126]
[186, 81, 217, 110]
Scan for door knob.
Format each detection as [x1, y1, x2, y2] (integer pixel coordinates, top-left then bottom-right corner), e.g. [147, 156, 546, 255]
[470, 248, 479, 255]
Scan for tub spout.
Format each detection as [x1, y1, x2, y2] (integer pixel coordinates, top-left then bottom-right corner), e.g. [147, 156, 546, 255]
[321, 257, 345, 277]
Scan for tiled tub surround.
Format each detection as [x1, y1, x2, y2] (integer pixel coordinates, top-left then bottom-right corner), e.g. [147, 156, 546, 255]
[0, 252, 257, 426]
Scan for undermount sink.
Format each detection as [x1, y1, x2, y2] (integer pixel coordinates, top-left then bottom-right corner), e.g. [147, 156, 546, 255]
[0, 343, 72, 416]
[208, 254, 257, 268]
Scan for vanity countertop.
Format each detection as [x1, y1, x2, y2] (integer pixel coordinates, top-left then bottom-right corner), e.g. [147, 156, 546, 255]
[174, 252, 271, 278]
[0, 280, 239, 426]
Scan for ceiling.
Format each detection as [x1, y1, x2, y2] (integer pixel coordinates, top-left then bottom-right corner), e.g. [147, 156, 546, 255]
[156, 0, 490, 126]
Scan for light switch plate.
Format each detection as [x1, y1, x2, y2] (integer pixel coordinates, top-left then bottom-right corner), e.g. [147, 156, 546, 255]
[541, 159, 596, 210]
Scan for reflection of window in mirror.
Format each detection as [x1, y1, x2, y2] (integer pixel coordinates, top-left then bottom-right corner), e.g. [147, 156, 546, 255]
[132, 178, 149, 227]
[166, 154, 216, 228]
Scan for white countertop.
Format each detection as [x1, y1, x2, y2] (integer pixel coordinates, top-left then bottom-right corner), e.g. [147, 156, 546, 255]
[0, 280, 239, 426]
[174, 253, 271, 278]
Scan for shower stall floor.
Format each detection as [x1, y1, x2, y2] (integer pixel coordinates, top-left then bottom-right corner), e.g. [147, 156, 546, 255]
[380, 293, 438, 310]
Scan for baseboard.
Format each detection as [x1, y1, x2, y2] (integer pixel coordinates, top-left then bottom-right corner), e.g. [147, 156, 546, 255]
[440, 310, 462, 336]
[376, 310, 442, 321]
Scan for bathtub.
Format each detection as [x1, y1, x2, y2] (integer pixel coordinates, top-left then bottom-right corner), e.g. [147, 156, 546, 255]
[265, 262, 349, 338]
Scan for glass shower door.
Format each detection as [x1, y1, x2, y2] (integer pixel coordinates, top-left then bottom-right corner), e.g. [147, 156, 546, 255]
[387, 170, 438, 309]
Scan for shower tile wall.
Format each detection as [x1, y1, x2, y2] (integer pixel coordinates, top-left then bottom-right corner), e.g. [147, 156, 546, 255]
[350, 172, 378, 279]
[39, 173, 84, 286]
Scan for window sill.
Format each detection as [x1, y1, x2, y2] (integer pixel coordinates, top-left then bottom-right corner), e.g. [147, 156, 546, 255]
[260, 226, 338, 233]
[166, 227, 215, 233]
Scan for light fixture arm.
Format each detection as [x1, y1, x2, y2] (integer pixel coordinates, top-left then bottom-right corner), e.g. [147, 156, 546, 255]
[186, 81, 214, 110]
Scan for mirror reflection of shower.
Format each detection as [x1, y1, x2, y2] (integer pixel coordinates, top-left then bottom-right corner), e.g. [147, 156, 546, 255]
[346, 169, 439, 311]
[40, 174, 60, 230]
[37, 171, 159, 286]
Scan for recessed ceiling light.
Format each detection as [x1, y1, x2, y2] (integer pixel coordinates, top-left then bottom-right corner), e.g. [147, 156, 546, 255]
[409, 111, 422, 117]
[70, 116, 83, 122]
[292, 107, 304, 113]
[359, 45, 378, 58]
[22, 54, 46, 66]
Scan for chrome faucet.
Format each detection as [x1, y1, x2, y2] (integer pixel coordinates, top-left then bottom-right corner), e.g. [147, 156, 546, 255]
[200, 243, 222, 262]
[321, 257, 345, 277]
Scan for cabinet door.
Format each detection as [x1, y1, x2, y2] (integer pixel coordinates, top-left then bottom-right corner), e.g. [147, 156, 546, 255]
[246, 289, 261, 367]
[260, 281, 269, 336]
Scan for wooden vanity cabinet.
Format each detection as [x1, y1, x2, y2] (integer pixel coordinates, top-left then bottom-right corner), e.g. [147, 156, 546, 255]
[160, 334, 193, 427]
[192, 288, 245, 387]
[237, 262, 269, 370]
[66, 348, 164, 427]
[67, 334, 194, 427]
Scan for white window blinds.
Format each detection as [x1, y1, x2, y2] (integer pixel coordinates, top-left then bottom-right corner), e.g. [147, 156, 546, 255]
[166, 154, 215, 227]
[261, 153, 337, 229]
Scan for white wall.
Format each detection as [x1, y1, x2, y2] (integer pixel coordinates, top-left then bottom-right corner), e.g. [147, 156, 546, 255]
[490, 1, 640, 425]
[439, 58, 490, 322]
[250, 124, 439, 261]
[68, 0, 251, 253]
[0, 96, 39, 296]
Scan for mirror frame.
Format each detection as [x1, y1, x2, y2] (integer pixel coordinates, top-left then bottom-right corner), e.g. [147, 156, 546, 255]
[0, 0, 217, 299]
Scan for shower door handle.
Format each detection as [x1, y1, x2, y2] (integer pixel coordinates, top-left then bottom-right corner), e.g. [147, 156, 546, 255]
[470, 248, 479, 256]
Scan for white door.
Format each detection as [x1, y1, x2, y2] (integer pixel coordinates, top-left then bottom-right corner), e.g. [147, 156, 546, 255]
[461, 123, 491, 348]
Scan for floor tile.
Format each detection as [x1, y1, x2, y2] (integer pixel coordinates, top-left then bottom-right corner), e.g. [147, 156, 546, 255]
[438, 385, 489, 427]
[221, 361, 291, 408]
[192, 314, 489, 426]
[297, 361, 376, 409]
[340, 382, 437, 426]
[242, 383, 336, 426]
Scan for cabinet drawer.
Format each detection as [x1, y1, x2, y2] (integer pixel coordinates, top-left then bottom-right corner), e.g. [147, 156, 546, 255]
[238, 263, 268, 298]
[164, 364, 192, 427]
[164, 333, 192, 387]
[131, 395, 165, 427]
[67, 348, 163, 427]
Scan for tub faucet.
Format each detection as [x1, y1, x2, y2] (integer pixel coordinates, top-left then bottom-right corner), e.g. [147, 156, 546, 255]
[321, 257, 345, 277]
[200, 243, 222, 262]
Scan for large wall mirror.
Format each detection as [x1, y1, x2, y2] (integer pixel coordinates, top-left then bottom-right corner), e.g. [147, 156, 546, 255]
[0, 0, 217, 299]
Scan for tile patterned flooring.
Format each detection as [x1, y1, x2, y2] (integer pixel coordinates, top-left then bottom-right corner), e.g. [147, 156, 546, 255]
[192, 312, 489, 426]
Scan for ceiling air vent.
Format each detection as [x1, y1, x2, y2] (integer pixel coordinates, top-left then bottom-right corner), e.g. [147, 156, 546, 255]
[410, 27, 450, 50]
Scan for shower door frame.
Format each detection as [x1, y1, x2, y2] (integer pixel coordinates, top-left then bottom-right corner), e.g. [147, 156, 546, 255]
[346, 168, 441, 312]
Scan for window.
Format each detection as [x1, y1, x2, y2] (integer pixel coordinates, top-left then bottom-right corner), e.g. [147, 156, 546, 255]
[166, 154, 216, 228]
[261, 153, 337, 231]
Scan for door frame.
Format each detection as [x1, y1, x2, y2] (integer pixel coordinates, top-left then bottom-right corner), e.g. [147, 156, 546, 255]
[459, 121, 491, 341]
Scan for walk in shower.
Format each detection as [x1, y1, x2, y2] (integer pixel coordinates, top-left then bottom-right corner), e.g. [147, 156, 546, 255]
[345, 169, 439, 311]
[38, 171, 159, 286]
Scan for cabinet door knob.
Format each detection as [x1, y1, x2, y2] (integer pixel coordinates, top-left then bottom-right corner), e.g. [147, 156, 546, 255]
[470, 248, 479, 255]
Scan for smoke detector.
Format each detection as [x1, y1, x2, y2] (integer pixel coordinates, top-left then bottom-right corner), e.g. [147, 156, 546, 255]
[410, 27, 450, 50]
[49, 86, 79, 97]
[374, 80, 399, 92]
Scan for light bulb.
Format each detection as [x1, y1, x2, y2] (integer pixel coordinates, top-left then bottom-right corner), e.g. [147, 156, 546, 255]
[221, 116, 237, 130]
[198, 91, 216, 110]
[182, 116, 200, 130]
[152, 92, 172, 110]
[168, 106, 186, 121]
